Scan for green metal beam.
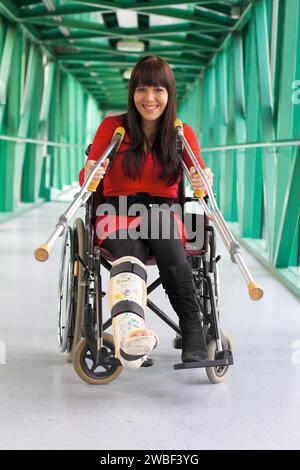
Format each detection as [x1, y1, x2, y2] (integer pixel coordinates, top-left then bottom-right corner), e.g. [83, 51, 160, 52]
[274, 0, 300, 264]
[0, 25, 15, 129]
[57, 54, 204, 68]
[135, 8, 233, 29]
[206, 1, 254, 69]
[24, 17, 125, 37]
[213, 49, 227, 213]
[72, 0, 239, 11]
[223, 46, 237, 221]
[194, 3, 233, 19]
[20, 4, 109, 19]
[36, 61, 55, 200]
[15, 43, 41, 206]
[21, 53, 43, 203]
[242, 23, 263, 239]
[26, 17, 227, 41]
[0, 25, 22, 212]
[0, 0, 21, 20]
[254, 0, 276, 260]
[50, 40, 214, 55]
[21, 3, 236, 31]
[127, 0, 240, 9]
[273, 143, 300, 267]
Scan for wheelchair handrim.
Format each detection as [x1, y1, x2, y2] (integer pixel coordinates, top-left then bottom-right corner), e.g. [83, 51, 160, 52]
[57, 226, 74, 352]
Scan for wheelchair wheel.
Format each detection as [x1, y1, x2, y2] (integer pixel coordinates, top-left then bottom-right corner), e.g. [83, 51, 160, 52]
[57, 218, 86, 359]
[67, 218, 86, 362]
[57, 225, 74, 353]
[206, 331, 233, 384]
[73, 333, 123, 385]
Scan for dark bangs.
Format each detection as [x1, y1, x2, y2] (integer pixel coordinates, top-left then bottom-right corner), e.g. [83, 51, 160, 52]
[131, 57, 172, 91]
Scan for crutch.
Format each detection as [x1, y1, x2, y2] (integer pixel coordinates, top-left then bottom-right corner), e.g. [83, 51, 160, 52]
[34, 127, 126, 262]
[175, 119, 263, 301]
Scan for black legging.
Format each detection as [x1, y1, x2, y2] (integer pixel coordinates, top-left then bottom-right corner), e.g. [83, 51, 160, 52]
[101, 207, 187, 271]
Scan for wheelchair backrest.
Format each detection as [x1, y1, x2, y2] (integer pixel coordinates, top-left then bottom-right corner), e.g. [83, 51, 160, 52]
[85, 140, 187, 226]
[90, 173, 186, 225]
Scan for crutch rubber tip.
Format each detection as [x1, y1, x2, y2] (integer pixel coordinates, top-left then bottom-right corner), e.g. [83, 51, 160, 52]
[34, 244, 50, 262]
[248, 281, 264, 301]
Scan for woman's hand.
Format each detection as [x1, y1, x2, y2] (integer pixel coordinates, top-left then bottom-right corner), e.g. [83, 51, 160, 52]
[189, 166, 213, 192]
[84, 158, 110, 182]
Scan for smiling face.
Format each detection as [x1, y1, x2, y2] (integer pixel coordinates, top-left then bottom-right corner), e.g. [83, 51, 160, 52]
[127, 56, 177, 143]
[134, 85, 168, 124]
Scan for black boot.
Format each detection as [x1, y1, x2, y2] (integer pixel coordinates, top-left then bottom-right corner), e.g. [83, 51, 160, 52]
[160, 260, 207, 362]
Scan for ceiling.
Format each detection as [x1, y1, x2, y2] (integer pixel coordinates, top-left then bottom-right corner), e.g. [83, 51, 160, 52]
[0, 0, 253, 110]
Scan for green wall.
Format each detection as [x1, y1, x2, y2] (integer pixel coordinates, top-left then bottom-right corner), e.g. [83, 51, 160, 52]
[0, 17, 101, 211]
[179, 0, 300, 298]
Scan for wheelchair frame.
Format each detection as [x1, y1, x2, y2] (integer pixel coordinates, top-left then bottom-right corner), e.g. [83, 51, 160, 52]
[57, 180, 233, 385]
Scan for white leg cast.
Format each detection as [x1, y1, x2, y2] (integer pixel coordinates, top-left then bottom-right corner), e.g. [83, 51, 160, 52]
[108, 256, 158, 369]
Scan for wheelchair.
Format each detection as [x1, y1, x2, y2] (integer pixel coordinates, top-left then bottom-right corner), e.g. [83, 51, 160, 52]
[57, 171, 234, 385]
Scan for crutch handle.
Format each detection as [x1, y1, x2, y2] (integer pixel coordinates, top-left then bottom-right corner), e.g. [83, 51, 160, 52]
[193, 189, 206, 199]
[87, 180, 100, 192]
[248, 281, 264, 301]
[34, 243, 50, 262]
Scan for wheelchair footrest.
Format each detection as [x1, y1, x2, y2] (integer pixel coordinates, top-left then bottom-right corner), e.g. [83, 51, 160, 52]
[95, 347, 121, 367]
[95, 348, 154, 368]
[174, 350, 233, 370]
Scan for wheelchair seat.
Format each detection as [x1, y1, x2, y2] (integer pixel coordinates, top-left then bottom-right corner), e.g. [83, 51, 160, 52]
[99, 247, 206, 265]
[93, 175, 207, 265]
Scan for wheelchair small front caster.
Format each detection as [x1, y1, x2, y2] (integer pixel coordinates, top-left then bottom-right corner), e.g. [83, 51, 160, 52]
[206, 332, 233, 384]
[73, 333, 122, 385]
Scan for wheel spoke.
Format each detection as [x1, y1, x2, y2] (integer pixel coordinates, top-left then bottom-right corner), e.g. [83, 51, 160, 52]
[91, 362, 99, 372]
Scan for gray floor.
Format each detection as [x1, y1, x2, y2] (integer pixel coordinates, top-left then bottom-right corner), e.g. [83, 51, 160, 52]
[0, 192, 300, 450]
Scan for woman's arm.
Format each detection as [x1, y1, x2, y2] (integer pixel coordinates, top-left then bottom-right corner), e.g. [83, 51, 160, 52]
[78, 116, 118, 186]
[182, 124, 213, 192]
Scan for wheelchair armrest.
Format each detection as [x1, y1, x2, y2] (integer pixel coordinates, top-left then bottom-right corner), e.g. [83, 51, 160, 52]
[184, 195, 210, 204]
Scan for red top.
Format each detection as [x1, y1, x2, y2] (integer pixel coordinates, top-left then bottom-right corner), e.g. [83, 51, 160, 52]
[79, 114, 205, 194]
[78, 114, 205, 246]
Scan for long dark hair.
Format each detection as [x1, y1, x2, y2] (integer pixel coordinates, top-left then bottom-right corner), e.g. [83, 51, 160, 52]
[122, 55, 182, 186]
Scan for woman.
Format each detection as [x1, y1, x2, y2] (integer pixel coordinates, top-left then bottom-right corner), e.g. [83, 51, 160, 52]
[79, 55, 213, 369]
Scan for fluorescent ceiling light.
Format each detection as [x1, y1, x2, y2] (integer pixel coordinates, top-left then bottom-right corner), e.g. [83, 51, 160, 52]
[231, 6, 241, 19]
[149, 15, 182, 26]
[42, 0, 70, 36]
[123, 69, 132, 80]
[116, 11, 137, 28]
[116, 40, 145, 52]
